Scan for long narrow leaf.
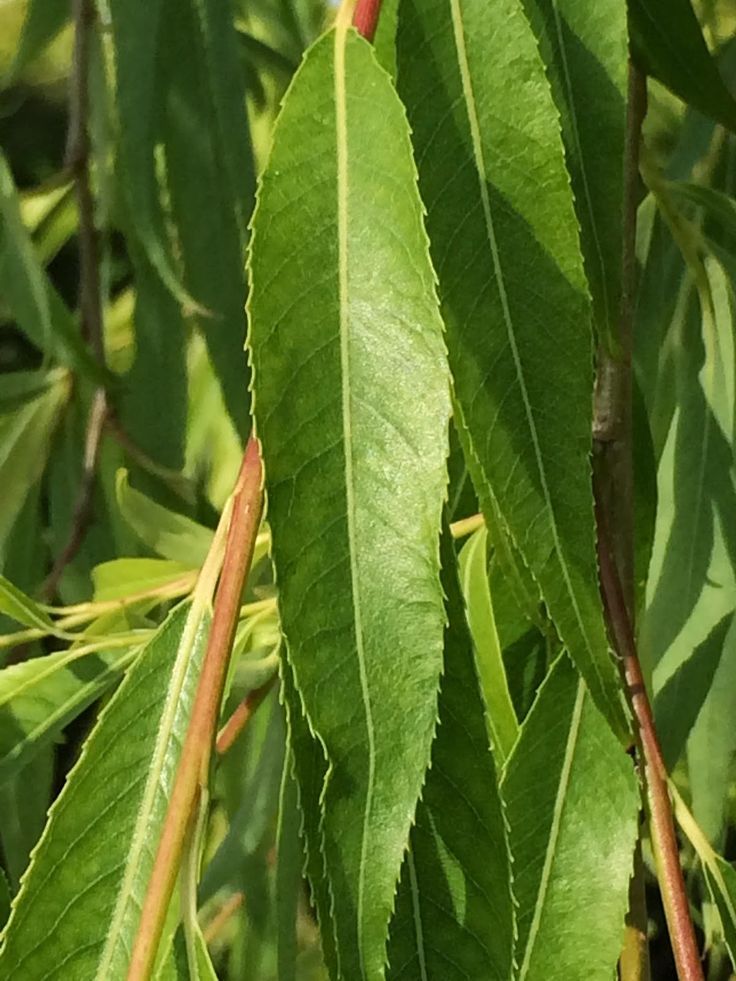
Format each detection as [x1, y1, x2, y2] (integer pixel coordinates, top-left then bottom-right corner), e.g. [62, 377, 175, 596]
[502, 655, 639, 981]
[248, 18, 450, 977]
[386, 528, 514, 980]
[396, 0, 626, 734]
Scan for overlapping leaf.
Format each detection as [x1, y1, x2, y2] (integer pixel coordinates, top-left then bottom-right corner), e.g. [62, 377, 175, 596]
[521, 0, 627, 341]
[630, 0, 736, 132]
[396, 0, 625, 734]
[0, 639, 136, 781]
[386, 528, 513, 981]
[248, 18, 450, 978]
[0, 602, 211, 978]
[502, 654, 639, 981]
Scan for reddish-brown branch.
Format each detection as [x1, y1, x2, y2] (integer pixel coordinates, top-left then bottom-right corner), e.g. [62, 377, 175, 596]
[353, 0, 383, 42]
[216, 674, 277, 756]
[202, 892, 245, 945]
[596, 495, 702, 981]
[127, 437, 263, 981]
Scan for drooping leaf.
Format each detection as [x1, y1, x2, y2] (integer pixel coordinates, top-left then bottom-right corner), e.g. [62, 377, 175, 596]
[91, 558, 194, 602]
[703, 854, 736, 969]
[161, 0, 253, 440]
[502, 654, 639, 981]
[0, 377, 68, 555]
[0, 152, 102, 379]
[279, 658, 336, 976]
[629, 0, 736, 133]
[275, 752, 302, 981]
[0, 601, 211, 977]
[106, 0, 192, 303]
[0, 573, 52, 632]
[396, 0, 625, 734]
[0, 640, 136, 781]
[654, 611, 733, 771]
[386, 527, 513, 981]
[458, 526, 518, 765]
[248, 21, 450, 976]
[3, 0, 69, 84]
[116, 470, 214, 566]
[119, 247, 189, 476]
[520, 0, 627, 341]
[0, 746, 53, 891]
[0, 868, 9, 931]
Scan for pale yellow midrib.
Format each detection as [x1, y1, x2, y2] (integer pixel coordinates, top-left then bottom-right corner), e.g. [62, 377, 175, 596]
[448, 0, 610, 709]
[518, 680, 585, 981]
[334, 10, 377, 980]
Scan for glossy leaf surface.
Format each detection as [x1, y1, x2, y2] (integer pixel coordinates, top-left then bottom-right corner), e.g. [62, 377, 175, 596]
[249, 20, 450, 978]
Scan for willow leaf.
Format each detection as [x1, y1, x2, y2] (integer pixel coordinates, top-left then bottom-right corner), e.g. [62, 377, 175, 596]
[276, 751, 302, 981]
[458, 527, 518, 765]
[704, 855, 736, 968]
[4, 0, 69, 85]
[0, 573, 52, 632]
[162, 0, 253, 440]
[248, 19, 450, 979]
[629, 0, 736, 133]
[502, 655, 639, 981]
[0, 642, 135, 782]
[0, 379, 68, 555]
[520, 0, 627, 340]
[0, 602, 211, 978]
[386, 528, 513, 981]
[396, 0, 625, 734]
[106, 0, 191, 304]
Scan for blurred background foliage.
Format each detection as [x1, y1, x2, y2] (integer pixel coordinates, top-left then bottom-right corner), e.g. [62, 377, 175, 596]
[2, 0, 736, 977]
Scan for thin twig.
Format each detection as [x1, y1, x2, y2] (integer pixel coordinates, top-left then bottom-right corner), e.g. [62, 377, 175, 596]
[216, 674, 278, 756]
[596, 494, 703, 981]
[353, 0, 383, 42]
[202, 892, 245, 945]
[127, 438, 264, 981]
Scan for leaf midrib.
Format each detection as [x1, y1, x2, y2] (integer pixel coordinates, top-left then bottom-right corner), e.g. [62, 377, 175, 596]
[334, 16, 377, 977]
[517, 679, 585, 980]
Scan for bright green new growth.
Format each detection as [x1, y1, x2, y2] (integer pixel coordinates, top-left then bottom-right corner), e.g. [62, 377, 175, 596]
[248, 20, 450, 980]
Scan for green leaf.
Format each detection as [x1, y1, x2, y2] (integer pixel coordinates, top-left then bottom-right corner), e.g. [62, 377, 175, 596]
[0, 378, 68, 555]
[0, 367, 66, 413]
[116, 470, 214, 566]
[396, 0, 625, 735]
[520, 0, 627, 340]
[654, 611, 733, 771]
[3, 0, 69, 85]
[703, 855, 736, 969]
[276, 752, 302, 981]
[249, 21, 450, 977]
[0, 640, 136, 781]
[249, 20, 449, 979]
[106, 0, 194, 305]
[502, 654, 639, 981]
[161, 0, 253, 440]
[0, 747, 53, 891]
[0, 152, 103, 380]
[458, 527, 518, 765]
[91, 558, 193, 602]
[0, 868, 9, 932]
[629, 0, 736, 132]
[279, 658, 336, 976]
[386, 527, 513, 981]
[0, 601, 211, 977]
[0, 573, 52, 632]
